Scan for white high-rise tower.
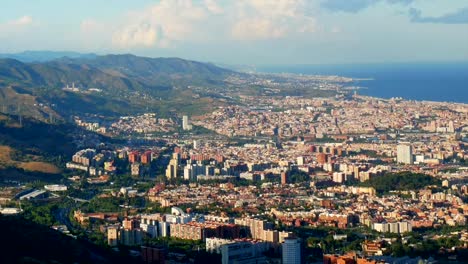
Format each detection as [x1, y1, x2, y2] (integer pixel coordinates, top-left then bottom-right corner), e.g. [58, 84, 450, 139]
[182, 115, 192, 130]
[397, 144, 413, 164]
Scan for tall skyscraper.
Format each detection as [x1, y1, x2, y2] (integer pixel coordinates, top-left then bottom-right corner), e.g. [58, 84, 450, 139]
[166, 155, 179, 179]
[282, 237, 301, 264]
[397, 144, 413, 164]
[182, 115, 192, 130]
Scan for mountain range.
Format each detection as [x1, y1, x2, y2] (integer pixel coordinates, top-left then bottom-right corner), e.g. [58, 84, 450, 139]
[0, 50, 97, 62]
[0, 52, 240, 120]
[0, 51, 342, 122]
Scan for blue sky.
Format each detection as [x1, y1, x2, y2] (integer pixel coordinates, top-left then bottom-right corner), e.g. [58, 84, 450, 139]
[0, 0, 467, 64]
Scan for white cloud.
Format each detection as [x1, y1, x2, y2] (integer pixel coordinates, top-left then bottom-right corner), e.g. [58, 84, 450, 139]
[204, 0, 223, 14]
[109, 0, 319, 48]
[112, 0, 210, 48]
[113, 22, 159, 48]
[0, 15, 34, 37]
[244, 0, 304, 17]
[232, 18, 287, 40]
[10, 15, 33, 26]
[230, 0, 317, 40]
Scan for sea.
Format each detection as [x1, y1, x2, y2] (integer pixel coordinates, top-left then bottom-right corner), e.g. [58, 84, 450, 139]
[258, 62, 468, 104]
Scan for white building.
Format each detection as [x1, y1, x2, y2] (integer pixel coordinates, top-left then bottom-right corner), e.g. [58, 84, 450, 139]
[44, 184, 68, 192]
[182, 115, 192, 130]
[332, 172, 346, 183]
[397, 144, 413, 164]
[0, 207, 23, 215]
[193, 139, 200, 149]
[184, 165, 193, 180]
[372, 221, 412, 234]
[297, 156, 304, 166]
[19, 190, 47, 200]
[372, 222, 389, 233]
[398, 221, 412, 233]
[220, 241, 268, 264]
[164, 207, 192, 224]
[206, 238, 235, 254]
[140, 214, 161, 238]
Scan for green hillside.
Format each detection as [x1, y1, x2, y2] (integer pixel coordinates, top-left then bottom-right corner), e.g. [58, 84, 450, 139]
[0, 114, 78, 183]
[0, 55, 237, 119]
[0, 54, 341, 120]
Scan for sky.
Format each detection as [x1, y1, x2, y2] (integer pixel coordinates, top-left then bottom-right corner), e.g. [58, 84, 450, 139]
[0, 0, 467, 65]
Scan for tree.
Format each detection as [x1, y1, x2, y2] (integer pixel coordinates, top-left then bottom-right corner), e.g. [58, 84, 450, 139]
[360, 172, 441, 194]
[390, 237, 408, 257]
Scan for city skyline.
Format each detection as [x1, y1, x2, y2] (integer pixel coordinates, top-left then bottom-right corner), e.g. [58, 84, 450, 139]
[0, 0, 467, 64]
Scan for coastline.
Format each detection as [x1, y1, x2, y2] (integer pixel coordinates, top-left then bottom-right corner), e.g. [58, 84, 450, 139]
[257, 62, 468, 104]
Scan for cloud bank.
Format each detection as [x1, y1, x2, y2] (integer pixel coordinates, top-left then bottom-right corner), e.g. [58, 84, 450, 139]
[69, 0, 467, 55]
[112, 0, 215, 48]
[111, 0, 318, 48]
[321, 0, 414, 13]
[409, 7, 468, 24]
[230, 0, 317, 40]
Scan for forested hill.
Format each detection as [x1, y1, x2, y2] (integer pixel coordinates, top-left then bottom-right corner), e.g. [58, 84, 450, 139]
[0, 54, 240, 119]
[361, 172, 441, 194]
